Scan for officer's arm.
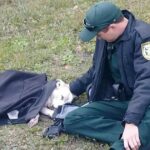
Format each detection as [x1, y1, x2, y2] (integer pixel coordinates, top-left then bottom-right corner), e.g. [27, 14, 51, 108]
[124, 39, 150, 125]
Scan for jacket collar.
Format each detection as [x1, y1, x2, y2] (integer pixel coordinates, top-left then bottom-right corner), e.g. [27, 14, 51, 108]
[116, 10, 135, 43]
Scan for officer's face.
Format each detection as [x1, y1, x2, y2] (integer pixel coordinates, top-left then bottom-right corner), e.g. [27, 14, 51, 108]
[97, 25, 119, 42]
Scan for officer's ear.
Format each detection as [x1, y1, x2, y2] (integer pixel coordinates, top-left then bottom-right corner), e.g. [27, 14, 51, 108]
[109, 24, 116, 29]
[101, 24, 114, 33]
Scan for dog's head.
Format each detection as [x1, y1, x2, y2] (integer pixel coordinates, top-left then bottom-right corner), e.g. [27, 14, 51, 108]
[46, 79, 75, 109]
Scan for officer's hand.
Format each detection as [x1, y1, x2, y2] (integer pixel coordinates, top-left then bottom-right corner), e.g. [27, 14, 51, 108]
[122, 123, 141, 150]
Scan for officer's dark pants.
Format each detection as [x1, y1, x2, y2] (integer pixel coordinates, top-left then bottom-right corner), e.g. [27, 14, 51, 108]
[63, 100, 150, 150]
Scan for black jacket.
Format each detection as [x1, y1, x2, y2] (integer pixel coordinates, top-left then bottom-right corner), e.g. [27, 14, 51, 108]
[70, 10, 150, 125]
[0, 70, 54, 125]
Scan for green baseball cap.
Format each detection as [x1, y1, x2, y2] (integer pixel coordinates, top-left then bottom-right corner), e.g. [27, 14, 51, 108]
[79, 2, 123, 42]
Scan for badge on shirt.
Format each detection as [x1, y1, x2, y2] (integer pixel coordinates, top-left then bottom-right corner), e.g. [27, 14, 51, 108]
[142, 42, 150, 60]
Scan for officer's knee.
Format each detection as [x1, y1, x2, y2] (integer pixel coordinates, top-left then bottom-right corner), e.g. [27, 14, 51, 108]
[63, 110, 81, 132]
[64, 111, 75, 128]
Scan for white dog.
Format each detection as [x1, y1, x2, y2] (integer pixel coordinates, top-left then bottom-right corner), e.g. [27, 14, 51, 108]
[28, 79, 75, 127]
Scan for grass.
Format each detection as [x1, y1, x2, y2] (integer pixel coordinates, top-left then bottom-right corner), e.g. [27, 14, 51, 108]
[0, 0, 150, 149]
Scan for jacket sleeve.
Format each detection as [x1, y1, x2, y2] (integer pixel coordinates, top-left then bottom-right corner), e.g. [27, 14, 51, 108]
[69, 65, 94, 96]
[69, 39, 100, 96]
[123, 38, 150, 125]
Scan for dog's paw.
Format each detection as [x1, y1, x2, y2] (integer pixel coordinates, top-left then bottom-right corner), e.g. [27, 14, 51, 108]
[40, 107, 54, 117]
[28, 114, 40, 128]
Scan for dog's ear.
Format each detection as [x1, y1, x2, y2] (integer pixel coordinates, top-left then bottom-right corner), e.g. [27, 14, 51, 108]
[56, 79, 65, 88]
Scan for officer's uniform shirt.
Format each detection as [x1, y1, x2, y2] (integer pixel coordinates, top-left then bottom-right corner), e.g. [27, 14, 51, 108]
[107, 43, 121, 84]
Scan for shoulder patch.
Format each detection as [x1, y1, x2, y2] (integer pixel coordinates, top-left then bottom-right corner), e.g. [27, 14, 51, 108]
[141, 42, 150, 60]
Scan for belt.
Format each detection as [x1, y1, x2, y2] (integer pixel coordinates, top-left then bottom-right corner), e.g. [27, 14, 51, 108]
[112, 83, 127, 100]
